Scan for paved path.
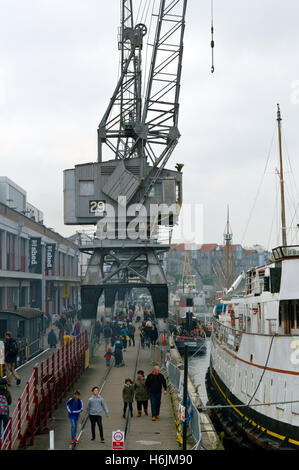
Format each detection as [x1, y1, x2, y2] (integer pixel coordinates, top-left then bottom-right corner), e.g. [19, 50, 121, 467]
[32, 336, 179, 451]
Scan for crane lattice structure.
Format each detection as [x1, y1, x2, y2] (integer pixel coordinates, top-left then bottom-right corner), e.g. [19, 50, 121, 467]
[64, 0, 187, 330]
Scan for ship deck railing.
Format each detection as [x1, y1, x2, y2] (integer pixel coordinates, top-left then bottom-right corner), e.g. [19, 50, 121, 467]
[213, 319, 244, 353]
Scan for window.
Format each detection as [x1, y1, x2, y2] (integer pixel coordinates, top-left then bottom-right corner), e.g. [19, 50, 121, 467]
[296, 303, 299, 328]
[17, 320, 25, 338]
[20, 238, 26, 272]
[0, 320, 7, 339]
[0, 231, 2, 269]
[7, 233, 15, 271]
[79, 181, 94, 196]
[7, 287, 16, 309]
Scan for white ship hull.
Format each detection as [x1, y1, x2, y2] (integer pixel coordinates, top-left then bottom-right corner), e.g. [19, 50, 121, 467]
[207, 328, 299, 449]
[206, 246, 299, 449]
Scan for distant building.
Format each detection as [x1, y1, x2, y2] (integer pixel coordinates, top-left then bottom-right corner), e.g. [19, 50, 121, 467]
[166, 242, 269, 294]
[0, 177, 80, 315]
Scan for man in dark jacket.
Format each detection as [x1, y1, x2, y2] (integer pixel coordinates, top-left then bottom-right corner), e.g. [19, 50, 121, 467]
[114, 338, 124, 367]
[48, 328, 58, 348]
[145, 365, 167, 421]
[4, 332, 21, 386]
[128, 323, 135, 347]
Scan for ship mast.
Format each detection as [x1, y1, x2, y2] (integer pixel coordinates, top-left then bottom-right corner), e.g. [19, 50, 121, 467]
[224, 205, 233, 290]
[277, 104, 287, 246]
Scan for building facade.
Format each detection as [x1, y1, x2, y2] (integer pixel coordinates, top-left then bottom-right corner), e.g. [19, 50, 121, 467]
[0, 178, 80, 316]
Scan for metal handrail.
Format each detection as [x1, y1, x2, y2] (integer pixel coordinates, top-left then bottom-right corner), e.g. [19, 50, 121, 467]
[0, 331, 88, 450]
[165, 357, 202, 450]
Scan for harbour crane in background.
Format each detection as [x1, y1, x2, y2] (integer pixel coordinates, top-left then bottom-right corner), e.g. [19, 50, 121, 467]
[64, 0, 188, 336]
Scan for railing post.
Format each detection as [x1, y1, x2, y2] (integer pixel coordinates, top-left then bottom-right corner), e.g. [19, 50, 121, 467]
[33, 367, 39, 406]
[76, 335, 80, 380]
[40, 361, 44, 397]
[51, 351, 55, 384]
[57, 349, 61, 403]
[46, 357, 50, 391]
[17, 398, 22, 440]
[78, 334, 82, 374]
[66, 342, 69, 389]
[8, 417, 12, 450]
[61, 344, 66, 396]
[26, 382, 30, 421]
[72, 337, 76, 385]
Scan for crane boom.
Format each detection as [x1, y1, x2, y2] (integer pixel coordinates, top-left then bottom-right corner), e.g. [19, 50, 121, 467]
[97, 0, 187, 184]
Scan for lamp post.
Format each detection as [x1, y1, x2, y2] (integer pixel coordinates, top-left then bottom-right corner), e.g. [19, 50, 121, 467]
[183, 344, 188, 450]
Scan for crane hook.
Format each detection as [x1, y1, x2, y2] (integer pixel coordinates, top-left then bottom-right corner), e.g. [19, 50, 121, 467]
[210, 0, 215, 73]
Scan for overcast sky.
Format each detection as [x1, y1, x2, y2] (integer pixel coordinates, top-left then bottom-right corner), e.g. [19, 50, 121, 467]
[1, 0, 299, 250]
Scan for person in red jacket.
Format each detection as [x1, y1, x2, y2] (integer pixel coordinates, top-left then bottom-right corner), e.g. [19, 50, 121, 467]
[104, 348, 113, 367]
[145, 365, 167, 421]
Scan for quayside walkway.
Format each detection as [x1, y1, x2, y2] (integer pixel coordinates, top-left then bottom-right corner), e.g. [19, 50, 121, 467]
[31, 338, 179, 451]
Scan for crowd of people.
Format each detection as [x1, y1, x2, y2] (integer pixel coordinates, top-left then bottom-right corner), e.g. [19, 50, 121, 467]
[0, 299, 169, 445]
[62, 301, 168, 444]
[65, 365, 167, 444]
[47, 305, 83, 349]
[97, 306, 159, 368]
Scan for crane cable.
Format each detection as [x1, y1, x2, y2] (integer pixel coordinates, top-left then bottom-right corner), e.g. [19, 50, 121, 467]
[211, 0, 215, 73]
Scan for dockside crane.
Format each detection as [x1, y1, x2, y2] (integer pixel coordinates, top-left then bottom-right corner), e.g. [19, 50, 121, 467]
[63, 0, 188, 334]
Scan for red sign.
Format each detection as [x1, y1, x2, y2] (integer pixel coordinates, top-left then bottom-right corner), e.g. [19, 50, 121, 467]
[112, 430, 125, 450]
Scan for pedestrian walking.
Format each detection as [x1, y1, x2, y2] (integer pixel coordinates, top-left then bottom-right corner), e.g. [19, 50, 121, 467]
[145, 365, 167, 421]
[95, 321, 102, 343]
[113, 338, 124, 367]
[66, 390, 83, 443]
[144, 322, 152, 348]
[122, 379, 134, 418]
[140, 328, 146, 349]
[134, 370, 149, 417]
[0, 378, 12, 438]
[104, 348, 113, 367]
[63, 332, 71, 345]
[86, 386, 109, 443]
[128, 323, 135, 347]
[47, 328, 57, 348]
[73, 320, 81, 337]
[4, 332, 21, 386]
[150, 324, 159, 346]
[120, 325, 129, 351]
[103, 323, 112, 351]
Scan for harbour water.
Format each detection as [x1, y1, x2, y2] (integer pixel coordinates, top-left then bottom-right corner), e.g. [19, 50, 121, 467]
[188, 338, 211, 405]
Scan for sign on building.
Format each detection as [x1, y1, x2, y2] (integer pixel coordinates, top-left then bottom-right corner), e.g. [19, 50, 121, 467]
[63, 284, 70, 299]
[46, 244, 56, 270]
[112, 430, 125, 450]
[29, 237, 42, 274]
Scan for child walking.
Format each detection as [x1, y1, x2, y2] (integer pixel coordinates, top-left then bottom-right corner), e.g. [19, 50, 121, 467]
[104, 348, 113, 367]
[122, 378, 135, 418]
[66, 390, 83, 443]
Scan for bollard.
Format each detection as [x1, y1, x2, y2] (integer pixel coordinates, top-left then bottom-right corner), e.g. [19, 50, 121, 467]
[49, 430, 55, 450]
